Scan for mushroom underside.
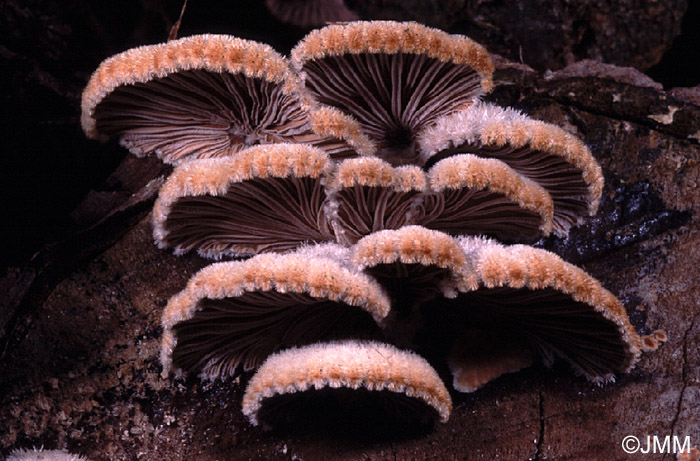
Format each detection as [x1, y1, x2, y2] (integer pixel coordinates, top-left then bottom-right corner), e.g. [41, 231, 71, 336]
[302, 52, 483, 165]
[163, 176, 334, 256]
[171, 292, 383, 377]
[434, 286, 631, 383]
[255, 386, 440, 435]
[330, 185, 423, 244]
[425, 142, 591, 230]
[332, 184, 547, 245]
[365, 263, 453, 308]
[93, 69, 312, 163]
[417, 188, 547, 242]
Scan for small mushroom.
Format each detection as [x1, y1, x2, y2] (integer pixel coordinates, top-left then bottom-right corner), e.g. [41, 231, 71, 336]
[291, 21, 494, 165]
[678, 448, 700, 461]
[419, 102, 604, 235]
[241, 340, 452, 430]
[325, 156, 428, 245]
[81, 34, 361, 164]
[351, 226, 465, 346]
[640, 329, 667, 352]
[265, 0, 359, 28]
[436, 237, 641, 392]
[352, 225, 465, 299]
[420, 154, 554, 241]
[7, 448, 90, 461]
[160, 248, 390, 378]
[153, 143, 336, 257]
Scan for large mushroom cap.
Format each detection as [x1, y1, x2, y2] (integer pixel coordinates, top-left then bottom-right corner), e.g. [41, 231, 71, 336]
[436, 237, 641, 392]
[242, 340, 452, 430]
[81, 34, 359, 164]
[160, 249, 390, 379]
[420, 154, 554, 241]
[153, 143, 336, 258]
[419, 103, 604, 235]
[265, 0, 359, 28]
[291, 21, 494, 165]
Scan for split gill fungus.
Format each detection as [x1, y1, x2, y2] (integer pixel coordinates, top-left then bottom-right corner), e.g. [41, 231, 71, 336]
[81, 20, 648, 435]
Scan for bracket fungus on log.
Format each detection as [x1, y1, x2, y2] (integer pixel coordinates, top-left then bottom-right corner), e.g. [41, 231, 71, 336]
[241, 341, 452, 429]
[152, 143, 336, 257]
[419, 103, 604, 235]
[421, 154, 553, 241]
[81, 34, 362, 164]
[291, 21, 494, 165]
[160, 250, 390, 379]
[351, 226, 466, 347]
[76, 18, 651, 437]
[438, 237, 642, 392]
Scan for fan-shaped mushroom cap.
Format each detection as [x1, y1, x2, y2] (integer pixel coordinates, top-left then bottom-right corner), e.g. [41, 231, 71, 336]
[353, 226, 466, 275]
[242, 340, 452, 428]
[419, 103, 604, 235]
[352, 226, 465, 345]
[352, 225, 465, 300]
[153, 143, 336, 258]
[440, 237, 641, 391]
[326, 155, 553, 245]
[161, 249, 390, 378]
[81, 34, 359, 164]
[291, 21, 494, 165]
[325, 157, 428, 244]
[308, 106, 377, 157]
[420, 154, 554, 241]
[265, 0, 358, 28]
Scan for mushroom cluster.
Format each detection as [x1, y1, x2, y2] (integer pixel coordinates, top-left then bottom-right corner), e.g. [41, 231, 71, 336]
[82, 21, 642, 431]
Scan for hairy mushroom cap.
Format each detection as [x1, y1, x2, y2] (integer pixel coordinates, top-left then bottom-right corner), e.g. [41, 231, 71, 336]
[153, 143, 336, 258]
[242, 340, 452, 428]
[81, 34, 359, 164]
[421, 154, 554, 241]
[441, 237, 641, 391]
[7, 448, 90, 461]
[325, 154, 553, 245]
[325, 157, 428, 244]
[291, 21, 494, 165]
[265, 0, 359, 28]
[352, 225, 466, 298]
[160, 249, 391, 378]
[352, 225, 466, 275]
[352, 226, 466, 345]
[419, 103, 604, 235]
[307, 106, 377, 157]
